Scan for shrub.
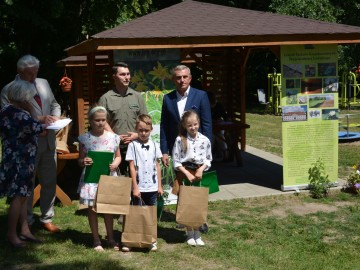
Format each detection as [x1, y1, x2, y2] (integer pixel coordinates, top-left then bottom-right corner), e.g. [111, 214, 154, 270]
[308, 158, 332, 198]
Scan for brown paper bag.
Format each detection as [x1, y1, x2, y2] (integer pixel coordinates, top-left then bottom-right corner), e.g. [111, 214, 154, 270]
[121, 205, 157, 248]
[94, 175, 131, 215]
[172, 170, 195, 195]
[176, 185, 209, 228]
[56, 117, 71, 154]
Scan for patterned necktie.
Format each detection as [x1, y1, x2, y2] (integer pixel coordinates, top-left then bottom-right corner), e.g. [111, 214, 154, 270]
[34, 94, 42, 109]
[141, 144, 149, 151]
[33, 83, 42, 109]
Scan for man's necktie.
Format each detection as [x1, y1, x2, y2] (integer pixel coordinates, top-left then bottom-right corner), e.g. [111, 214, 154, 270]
[141, 144, 149, 150]
[34, 94, 42, 109]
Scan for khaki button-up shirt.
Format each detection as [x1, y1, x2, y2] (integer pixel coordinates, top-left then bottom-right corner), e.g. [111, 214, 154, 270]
[98, 87, 147, 135]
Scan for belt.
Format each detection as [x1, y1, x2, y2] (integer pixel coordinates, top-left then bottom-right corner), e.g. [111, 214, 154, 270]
[119, 142, 128, 150]
[182, 162, 201, 170]
[120, 140, 127, 145]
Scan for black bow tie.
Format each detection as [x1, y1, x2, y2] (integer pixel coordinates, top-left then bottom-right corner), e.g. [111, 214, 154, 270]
[141, 144, 149, 150]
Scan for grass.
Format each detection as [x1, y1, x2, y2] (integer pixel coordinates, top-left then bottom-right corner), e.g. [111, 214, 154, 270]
[246, 112, 283, 156]
[1, 107, 360, 269]
[245, 108, 360, 180]
[1, 191, 360, 269]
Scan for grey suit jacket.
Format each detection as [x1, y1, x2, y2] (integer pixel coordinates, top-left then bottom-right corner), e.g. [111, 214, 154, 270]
[1, 76, 61, 150]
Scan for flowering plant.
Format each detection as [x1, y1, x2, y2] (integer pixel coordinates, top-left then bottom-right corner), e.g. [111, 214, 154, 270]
[59, 76, 72, 86]
[346, 165, 360, 194]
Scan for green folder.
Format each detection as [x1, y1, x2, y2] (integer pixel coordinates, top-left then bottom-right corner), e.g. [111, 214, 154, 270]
[183, 170, 219, 194]
[84, 150, 114, 183]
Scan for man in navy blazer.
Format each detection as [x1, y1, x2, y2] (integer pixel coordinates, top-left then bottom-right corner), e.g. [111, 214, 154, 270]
[160, 65, 212, 167]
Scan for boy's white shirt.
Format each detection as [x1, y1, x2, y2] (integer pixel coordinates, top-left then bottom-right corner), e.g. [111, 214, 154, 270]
[126, 139, 162, 192]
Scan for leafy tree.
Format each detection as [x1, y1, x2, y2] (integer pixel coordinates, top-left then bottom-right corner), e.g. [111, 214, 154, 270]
[269, 0, 341, 22]
[196, 0, 271, 11]
[246, 50, 280, 106]
[0, 0, 152, 90]
[2, 0, 360, 99]
[269, 0, 360, 77]
[334, 0, 360, 27]
[333, 1, 360, 73]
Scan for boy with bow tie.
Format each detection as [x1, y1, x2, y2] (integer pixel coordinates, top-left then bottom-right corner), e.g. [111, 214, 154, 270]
[123, 114, 163, 252]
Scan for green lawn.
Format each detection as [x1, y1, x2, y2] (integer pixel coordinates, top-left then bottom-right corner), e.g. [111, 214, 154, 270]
[1, 191, 360, 269]
[245, 110, 360, 179]
[1, 110, 360, 269]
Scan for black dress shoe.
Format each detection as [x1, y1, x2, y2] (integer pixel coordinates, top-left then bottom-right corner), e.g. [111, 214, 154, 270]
[19, 234, 43, 243]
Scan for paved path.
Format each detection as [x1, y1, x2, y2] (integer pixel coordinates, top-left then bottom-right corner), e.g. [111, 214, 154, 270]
[209, 145, 345, 201]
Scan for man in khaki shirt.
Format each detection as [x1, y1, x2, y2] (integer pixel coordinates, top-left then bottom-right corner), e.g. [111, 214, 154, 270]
[98, 62, 147, 176]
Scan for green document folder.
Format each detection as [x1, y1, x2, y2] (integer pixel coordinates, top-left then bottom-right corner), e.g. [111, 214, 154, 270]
[183, 170, 219, 194]
[84, 151, 114, 183]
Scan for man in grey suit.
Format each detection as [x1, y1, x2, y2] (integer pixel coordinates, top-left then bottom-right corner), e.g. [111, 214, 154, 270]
[1, 55, 61, 232]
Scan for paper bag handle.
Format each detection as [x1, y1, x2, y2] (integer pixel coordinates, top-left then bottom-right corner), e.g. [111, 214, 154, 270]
[131, 197, 147, 207]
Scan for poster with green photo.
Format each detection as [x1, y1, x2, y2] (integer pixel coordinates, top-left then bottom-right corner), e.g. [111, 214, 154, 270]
[281, 44, 338, 190]
[114, 49, 179, 142]
[114, 49, 179, 202]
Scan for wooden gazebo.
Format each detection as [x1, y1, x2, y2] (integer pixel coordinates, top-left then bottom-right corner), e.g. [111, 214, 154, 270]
[63, 0, 360, 150]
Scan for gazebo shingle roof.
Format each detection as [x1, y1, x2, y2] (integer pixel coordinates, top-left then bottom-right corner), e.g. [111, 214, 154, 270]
[66, 0, 360, 55]
[95, 0, 360, 38]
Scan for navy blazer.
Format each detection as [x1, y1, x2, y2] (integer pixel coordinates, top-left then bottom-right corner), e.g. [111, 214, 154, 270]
[160, 87, 212, 155]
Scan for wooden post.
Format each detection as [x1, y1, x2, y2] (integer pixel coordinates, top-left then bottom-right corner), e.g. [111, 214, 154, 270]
[87, 53, 96, 105]
[240, 47, 250, 151]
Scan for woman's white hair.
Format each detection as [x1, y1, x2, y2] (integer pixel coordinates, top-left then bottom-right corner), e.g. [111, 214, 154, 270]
[7, 80, 37, 102]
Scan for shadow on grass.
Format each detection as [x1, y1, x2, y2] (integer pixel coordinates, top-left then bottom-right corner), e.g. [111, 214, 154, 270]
[158, 226, 185, 244]
[74, 207, 88, 216]
[157, 210, 187, 244]
[340, 186, 359, 196]
[47, 228, 95, 247]
[158, 208, 176, 222]
[23, 262, 131, 270]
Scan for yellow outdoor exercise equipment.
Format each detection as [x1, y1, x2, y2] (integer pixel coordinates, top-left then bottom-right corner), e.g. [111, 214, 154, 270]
[339, 69, 360, 109]
[267, 71, 282, 115]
